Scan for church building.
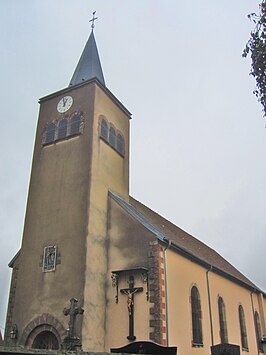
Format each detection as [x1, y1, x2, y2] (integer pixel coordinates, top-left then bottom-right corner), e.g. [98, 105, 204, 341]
[4, 22, 266, 355]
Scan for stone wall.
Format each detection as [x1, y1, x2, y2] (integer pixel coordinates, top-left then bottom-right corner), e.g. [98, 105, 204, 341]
[4, 264, 19, 346]
[0, 348, 126, 355]
[148, 241, 166, 345]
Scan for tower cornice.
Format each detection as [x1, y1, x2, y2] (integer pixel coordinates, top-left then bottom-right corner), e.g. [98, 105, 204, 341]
[39, 78, 132, 118]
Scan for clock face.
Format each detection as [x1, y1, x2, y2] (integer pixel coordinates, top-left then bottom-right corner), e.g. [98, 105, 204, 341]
[57, 96, 73, 113]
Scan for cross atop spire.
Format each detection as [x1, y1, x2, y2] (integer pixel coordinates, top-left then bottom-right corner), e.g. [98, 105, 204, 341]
[69, 14, 105, 87]
[89, 11, 98, 30]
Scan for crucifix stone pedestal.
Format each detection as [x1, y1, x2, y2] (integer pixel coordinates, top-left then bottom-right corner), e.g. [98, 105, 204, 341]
[62, 298, 84, 351]
[120, 275, 143, 341]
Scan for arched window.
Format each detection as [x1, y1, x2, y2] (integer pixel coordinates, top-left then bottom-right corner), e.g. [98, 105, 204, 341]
[117, 133, 125, 156]
[69, 115, 81, 136]
[100, 118, 108, 141]
[191, 286, 203, 346]
[218, 297, 228, 344]
[255, 311, 263, 353]
[239, 305, 248, 350]
[109, 126, 116, 147]
[57, 119, 68, 140]
[45, 123, 56, 144]
[32, 331, 59, 350]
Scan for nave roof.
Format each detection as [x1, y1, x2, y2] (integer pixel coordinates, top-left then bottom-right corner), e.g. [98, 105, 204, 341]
[109, 191, 264, 295]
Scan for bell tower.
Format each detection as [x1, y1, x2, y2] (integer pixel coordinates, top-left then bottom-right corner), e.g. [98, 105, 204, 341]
[5, 23, 131, 351]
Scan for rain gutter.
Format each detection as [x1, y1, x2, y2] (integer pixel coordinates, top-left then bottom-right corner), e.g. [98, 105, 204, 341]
[162, 237, 172, 346]
[206, 266, 214, 346]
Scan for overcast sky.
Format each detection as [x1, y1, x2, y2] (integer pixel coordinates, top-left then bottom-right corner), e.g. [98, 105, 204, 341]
[0, 0, 265, 334]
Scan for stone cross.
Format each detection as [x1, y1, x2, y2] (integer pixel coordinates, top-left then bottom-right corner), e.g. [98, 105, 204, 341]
[120, 275, 143, 341]
[63, 298, 84, 339]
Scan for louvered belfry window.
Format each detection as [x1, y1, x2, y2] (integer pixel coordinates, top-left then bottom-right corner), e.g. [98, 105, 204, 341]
[191, 286, 203, 346]
[69, 115, 81, 136]
[43, 115, 83, 146]
[57, 118, 68, 140]
[98, 116, 125, 157]
[109, 126, 116, 147]
[218, 297, 228, 344]
[100, 118, 108, 141]
[45, 123, 56, 144]
[117, 133, 125, 156]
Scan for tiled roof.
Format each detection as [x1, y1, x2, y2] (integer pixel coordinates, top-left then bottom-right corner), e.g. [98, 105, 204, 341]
[109, 191, 263, 293]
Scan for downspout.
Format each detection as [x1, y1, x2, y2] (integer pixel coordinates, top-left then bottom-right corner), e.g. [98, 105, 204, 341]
[163, 238, 172, 346]
[251, 290, 260, 355]
[206, 266, 214, 347]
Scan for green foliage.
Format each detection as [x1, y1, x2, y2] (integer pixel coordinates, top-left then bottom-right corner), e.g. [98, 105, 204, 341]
[243, 0, 266, 116]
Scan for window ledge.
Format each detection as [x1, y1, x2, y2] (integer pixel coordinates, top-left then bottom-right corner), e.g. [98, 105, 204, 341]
[43, 132, 81, 146]
[192, 343, 204, 348]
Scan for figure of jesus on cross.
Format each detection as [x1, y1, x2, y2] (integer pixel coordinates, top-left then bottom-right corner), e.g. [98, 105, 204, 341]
[120, 275, 143, 341]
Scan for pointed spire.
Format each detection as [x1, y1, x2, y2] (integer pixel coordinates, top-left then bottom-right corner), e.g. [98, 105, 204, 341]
[69, 29, 105, 87]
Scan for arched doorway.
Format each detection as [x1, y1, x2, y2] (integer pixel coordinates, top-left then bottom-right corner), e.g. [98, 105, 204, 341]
[32, 330, 59, 350]
[21, 314, 65, 349]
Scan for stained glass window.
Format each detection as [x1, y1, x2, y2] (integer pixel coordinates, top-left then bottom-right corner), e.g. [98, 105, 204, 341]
[218, 297, 228, 344]
[191, 286, 203, 346]
[255, 311, 264, 353]
[239, 305, 248, 350]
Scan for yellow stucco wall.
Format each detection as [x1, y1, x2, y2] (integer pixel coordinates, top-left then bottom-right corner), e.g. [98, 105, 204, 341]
[7, 78, 266, 355]
[166, 248, 265, 355]
[82, 84, 130, 351]
[9, 80, 131, 350]
[10, 82, 96, 343]
[105, 198, 156, 350]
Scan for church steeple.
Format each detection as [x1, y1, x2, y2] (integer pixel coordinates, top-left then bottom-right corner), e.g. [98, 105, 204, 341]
[69, 29, 105, 87]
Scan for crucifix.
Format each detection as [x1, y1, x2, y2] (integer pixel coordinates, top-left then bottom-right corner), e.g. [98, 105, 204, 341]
[89, 11, 98, 30]
[63, 298, 84, 339]
[120, 275, 143, 341]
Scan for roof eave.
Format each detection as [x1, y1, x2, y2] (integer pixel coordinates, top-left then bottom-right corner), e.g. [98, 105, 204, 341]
[108, 191, 265, 296]
[8, 249, 21, 268]
[161, 237, 265, 295]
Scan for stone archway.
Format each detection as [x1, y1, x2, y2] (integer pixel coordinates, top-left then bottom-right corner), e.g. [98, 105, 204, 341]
[20, 314, 65, 349]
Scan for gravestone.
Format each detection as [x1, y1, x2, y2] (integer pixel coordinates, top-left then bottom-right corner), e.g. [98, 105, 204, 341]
[211, 343, 240, 355]
[111, 341, 177, 355]
[62, 298, 84, 351]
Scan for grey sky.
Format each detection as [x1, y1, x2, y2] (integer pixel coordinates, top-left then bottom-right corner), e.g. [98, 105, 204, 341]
[0, 0, 265, 334]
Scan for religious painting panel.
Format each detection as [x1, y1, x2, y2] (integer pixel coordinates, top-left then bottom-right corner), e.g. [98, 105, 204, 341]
[42, 246, 57, 272]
